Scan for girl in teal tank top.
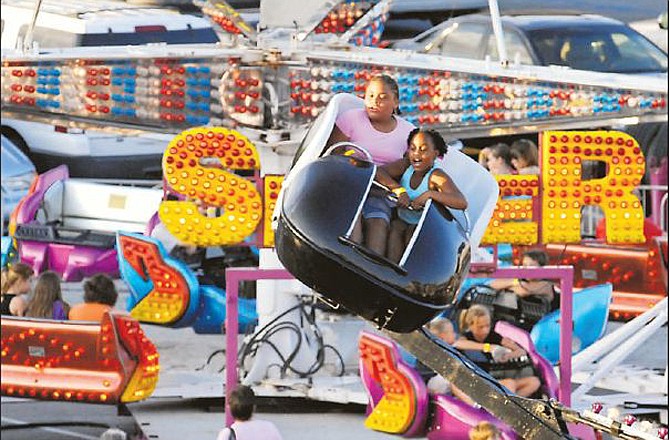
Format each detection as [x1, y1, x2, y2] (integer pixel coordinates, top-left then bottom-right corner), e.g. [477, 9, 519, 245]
[397, 164, 440, 225]
[375, 128, 468, 263]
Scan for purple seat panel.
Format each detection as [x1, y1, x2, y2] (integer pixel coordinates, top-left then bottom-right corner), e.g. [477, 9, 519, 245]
[428, 394, 518, 440]
[14, 165, 120, 282]
[494, 320, 559, 399]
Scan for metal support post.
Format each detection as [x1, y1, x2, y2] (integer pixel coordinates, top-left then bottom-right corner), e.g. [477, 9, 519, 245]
[224, 267, 296, 426]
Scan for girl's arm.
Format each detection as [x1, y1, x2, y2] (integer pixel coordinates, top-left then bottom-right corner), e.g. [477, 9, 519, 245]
[375, 166, 402, 188]
[411, 170, 468, 210]
[453, 337, 487, 351]
[489, 279, 555, 298]
[375, 167, 410, 208]
[490, 278, 518, 290]
[326, 125, 350, 148]
[382, 156, 411, 179]
[453, 336, 503, 353]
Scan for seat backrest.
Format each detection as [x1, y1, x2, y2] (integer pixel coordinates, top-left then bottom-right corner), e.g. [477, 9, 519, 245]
[436, 150, 499, 249]
[37, 180, 64, 224]
[61, 180, 162, 231]
[274, 93, 369, 224]
[285, 93, 363, 184]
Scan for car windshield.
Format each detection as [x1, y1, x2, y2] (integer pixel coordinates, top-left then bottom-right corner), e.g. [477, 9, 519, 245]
[526, 24, 668, 74]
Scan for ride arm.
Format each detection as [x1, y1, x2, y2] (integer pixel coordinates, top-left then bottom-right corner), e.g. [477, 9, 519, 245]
[386, 329, 655, 439]
[385, 328, 572, 439]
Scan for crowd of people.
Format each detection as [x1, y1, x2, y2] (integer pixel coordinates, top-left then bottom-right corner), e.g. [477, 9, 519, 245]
[478, 139, 540, 175]
[1, 265, 118, 322]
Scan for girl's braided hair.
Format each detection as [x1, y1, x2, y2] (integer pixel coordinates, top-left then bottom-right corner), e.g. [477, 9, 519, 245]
[407, 127, 448, 156]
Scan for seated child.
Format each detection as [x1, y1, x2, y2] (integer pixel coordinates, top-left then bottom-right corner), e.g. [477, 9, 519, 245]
[454, 305, 541, 398]
[24, 271, 70, 320]
[424, 317, 474, 404]
[1, 262, 34, 316]
[377, 128, 467, 263]
[490, 250, 556, 305]
[69, 273, 118, 322]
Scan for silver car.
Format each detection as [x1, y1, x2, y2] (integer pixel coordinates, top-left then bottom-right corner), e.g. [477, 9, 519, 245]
[392, 13, 668, 75]
[2, 135, 36, 229]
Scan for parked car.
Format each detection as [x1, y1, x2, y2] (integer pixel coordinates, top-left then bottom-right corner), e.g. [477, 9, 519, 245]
[381, 0, 486, 42]
[392, 12, 668, 75]
[1, 0, 220, 50]
[1, 135, 36, 230]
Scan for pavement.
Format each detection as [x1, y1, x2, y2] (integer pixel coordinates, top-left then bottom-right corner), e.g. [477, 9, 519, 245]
[1, 280, 667, 440]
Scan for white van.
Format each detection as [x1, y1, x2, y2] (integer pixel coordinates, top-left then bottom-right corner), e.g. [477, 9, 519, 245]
[1, 0, 220, 50]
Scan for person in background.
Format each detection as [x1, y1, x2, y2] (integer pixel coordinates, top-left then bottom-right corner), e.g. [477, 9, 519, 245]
[24, 271, 69, 320]
[456, 305, 541, 398]
[424, 318, 458, 394]
[486, 143, 516, 175]
[478, 147, 491, 170]
[510, 139, 540, 175]
[489, 250, 556, 304]
[469, 421, 502, 440]
[0, 262, 34, 316]
[327, 74, 415, 256]
[217, 385, 283, 440]
[424, 318, 474, 404]
[69, 273, 118, 322]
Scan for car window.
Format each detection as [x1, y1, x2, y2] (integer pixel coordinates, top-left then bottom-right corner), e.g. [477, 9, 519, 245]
[437, 22, 487, 58]
[484, 30, 533, 64]
[527, 25, 668, 74]
[609, 32, 668, 71]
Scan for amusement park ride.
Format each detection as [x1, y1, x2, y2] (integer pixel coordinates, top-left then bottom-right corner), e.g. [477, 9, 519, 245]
[1, 0, 668, 439]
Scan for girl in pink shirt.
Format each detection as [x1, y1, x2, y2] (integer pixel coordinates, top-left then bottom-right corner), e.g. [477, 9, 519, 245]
[328, 74, 415, 256]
